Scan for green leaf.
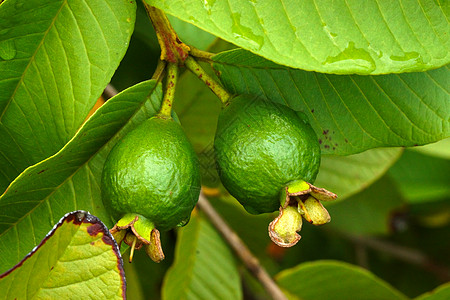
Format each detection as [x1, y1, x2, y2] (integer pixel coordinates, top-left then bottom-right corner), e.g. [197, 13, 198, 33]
[123, 258, 145, 300]
[149, 0, 449, 74]
[326, 176, 405, 235]
[388, 149, 450, 203]
[416, 283, 450, 300]
[275, 260, 408, 300]
[412, 137, 450, 160]
[168, 15, 216, 50]
[162, 211, 242, 300]
[0, 0, 136, 193]
[0, 80, 162, 274]
[315, 148, 403, 200]
[213, 49, 450, 155]
[0, 211, 125, 299]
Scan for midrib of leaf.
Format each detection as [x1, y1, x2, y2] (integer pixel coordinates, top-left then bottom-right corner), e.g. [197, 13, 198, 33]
[0, 0, 66, 123]
[0, 84, 157, 241]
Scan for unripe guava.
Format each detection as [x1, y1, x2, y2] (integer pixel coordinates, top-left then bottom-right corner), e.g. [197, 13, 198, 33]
[101, 117, 201, 232]
[214, 94, 320, 214]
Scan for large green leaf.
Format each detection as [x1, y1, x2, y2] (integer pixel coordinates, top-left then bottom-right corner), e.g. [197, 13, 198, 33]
[416, 283, 450, 300]
[315, 148, 402, 200]
[388, 149, 450, 203]
[0, 80, 162, 273]
[162, 211, 242, 300]
[213, 49, 449, 155]
[0, 0, 136, 193]
[149, 0, 449, 74]
[0, 211, 125, 299]
[326, 176, 405, 235]
[275, 260, 408, 300]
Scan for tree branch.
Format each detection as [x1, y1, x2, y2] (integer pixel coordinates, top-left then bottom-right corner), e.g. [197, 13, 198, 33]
[197, 193, 287, 300]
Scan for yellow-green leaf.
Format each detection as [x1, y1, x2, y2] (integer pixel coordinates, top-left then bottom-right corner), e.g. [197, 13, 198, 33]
[0, 211, 125, 299]
[162, 211, 242, 300]
[276, 260, 408, 300]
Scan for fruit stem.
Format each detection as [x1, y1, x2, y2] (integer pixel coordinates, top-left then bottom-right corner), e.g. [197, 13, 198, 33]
[143, 3, 190, 63]
[189, 46, 215, 62]
[184, 56, 232, 105]
[151, 59, 166, 83]
[158, 62, 178, 118]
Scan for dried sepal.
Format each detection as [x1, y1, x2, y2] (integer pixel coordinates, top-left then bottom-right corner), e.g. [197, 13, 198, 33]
[298, 196, 331, 225]
[269, 206, 303, 247]
[267, 180, 337, 247]
[110, 213, 165, 263]
[145, 229, 165, 263]
[309, 185, 337, 202]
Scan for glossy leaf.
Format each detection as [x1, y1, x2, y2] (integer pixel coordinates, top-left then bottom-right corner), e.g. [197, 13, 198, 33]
[0, 211, 125, 299]
[388, 149, 450, 203]
[0, 0, 136, 193]
[213, 49, 449, 155]
[416, 283, 450, 300]
[275, 260, 408, 300]
[315, 148, 403, 200]
[149, 0, 449, 74]
[162, 211, 242, 300]
[0, 80, 162, 274]
[326, 176, 405, 235]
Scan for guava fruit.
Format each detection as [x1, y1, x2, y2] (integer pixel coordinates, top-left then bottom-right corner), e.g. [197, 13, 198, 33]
[214, 95, 336, 247]
[101, 116, 200, 262]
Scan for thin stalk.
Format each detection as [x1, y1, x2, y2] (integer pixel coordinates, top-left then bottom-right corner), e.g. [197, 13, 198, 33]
[197, 193, 287, 300]
[158, 63, 178, 118]
[151, 59, 166, 83]
[184, 56, 232, 105]
[189, 46, 215, 62]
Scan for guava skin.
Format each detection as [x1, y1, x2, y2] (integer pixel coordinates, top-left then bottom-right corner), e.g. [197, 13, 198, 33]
[101, 117, 201, 232]
[214, 95, 321, 214]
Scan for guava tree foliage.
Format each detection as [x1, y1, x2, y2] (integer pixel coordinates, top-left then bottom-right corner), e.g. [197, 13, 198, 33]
[0, 0, 449, 299]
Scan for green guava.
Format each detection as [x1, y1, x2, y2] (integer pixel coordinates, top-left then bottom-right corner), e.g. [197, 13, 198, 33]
[214, 95, 336, 247]
[101, 116, 200, 261]
[214, 94, 321, 214]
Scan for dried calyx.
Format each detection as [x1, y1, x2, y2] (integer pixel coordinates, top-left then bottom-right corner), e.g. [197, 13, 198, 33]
[110, 213, 165, 263]
[269, 179, 337, 247]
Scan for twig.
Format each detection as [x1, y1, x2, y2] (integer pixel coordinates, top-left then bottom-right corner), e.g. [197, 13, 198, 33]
[184, 56, 232, 105]
[342, 233, 450, 282]
[189, 46, 215, 62]
[197, 193, 287, 300]
[151, 59, 166, 83]
[158, 62, 178, 118]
